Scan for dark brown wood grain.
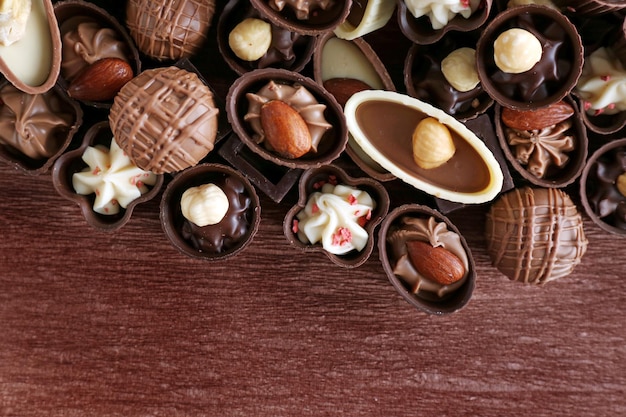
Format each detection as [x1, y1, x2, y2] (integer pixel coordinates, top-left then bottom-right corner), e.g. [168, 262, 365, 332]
[1, 1, 626, 416]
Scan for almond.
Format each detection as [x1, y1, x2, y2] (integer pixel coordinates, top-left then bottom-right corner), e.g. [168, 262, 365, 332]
[323, 78, 371, 107]
[501, 100, 574, 131]
[67, 58, 134, 102]
[406, 240, 465, 286]
[260, 100, 312, 159]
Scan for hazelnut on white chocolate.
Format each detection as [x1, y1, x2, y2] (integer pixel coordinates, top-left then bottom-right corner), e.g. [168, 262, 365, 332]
[441, 47, 479, 92]
[228, 18, 272, 61]
[494, 28, 542, 74]
[180, 183, 229, 227]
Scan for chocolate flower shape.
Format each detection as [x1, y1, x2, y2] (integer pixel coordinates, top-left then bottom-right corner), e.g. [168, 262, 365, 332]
[283, 165, 390, 268]
[506, 121, 574, 178]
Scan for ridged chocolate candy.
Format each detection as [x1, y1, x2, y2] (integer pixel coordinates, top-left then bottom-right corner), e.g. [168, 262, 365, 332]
[126, 0, 215, 60]
[109, 66, 218, 174]
[485, 186, 588, 285]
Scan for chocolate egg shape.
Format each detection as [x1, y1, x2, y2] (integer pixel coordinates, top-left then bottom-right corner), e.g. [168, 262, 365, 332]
[313, 32, 396, 181]
[344, 90, 504, 204]
[0, 0, 61, 94]
[126, 0, 215, 61]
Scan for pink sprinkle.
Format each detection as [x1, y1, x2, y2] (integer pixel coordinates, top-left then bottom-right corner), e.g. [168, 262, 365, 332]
[313, 180, 326, 189]
[292, 219, 298, 233]
[348, 194, 357, 205]
[312, 203, 319, 214]
[136, 181, 144, 188]
[584, 101, 592, 111]
[92, 167, 101, 175]
[460, 0, 470, 7]
[594, 108, 604, 116]
[332, 227, 352, 246]
[328, 175, 338, 185]
[608, 103, 616, 110]
[601, 75, 611, 82]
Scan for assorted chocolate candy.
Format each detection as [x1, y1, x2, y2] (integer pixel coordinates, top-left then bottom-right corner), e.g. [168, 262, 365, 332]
[5, 0, 626, 314]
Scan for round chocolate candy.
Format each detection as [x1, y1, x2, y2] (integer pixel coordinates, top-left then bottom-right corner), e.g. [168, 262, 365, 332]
[109, 66, 219, 174]
[126, 0, 216, 61]
[485, 186, 588, 285]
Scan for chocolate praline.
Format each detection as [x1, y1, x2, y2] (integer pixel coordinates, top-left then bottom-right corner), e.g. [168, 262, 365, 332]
[494, 95, 588, 188]
[378, 204, 475, 315]
[217, 0, 315, 75]
[226, 68, 348, 170]
[126, 0, 216, 61]
[283, 164, 389, 268]
[580, 138, 626, 235]
[0, 81, 82, 174]
[404, 30, 493, 121]
[476, 5, 584, 110]
[54, 0, 141, 108]
[51, 121, 164, 231]
[485, 186, 588, 285]
[160, 163, 261, 260]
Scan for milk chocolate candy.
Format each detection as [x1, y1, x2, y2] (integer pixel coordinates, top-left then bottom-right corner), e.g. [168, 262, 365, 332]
[0, 81, 82, 174]
[126, 0, 216, 61]
[378, 204, 476, 315]
[250, 0, 352, 35]
[485, 186, 588, 285]
[109, 66, 219, 174]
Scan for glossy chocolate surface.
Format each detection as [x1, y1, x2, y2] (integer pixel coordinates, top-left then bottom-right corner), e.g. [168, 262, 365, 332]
[353, 100, 491, 193]
[250, 0, 351, 35]
[476, 5, 583, 109]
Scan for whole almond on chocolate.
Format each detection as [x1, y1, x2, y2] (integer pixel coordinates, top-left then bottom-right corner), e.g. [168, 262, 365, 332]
[323, 78, 372, 107]
[67, 58, 134, 102]
[501, 100, 574, 131]
[260, 100, 312, 159]
[406, 240, 465, 285]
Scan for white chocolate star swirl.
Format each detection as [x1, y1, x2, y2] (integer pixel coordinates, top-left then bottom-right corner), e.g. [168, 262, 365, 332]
[404, 0, 480, 30]
[576, 47, 626, 116]
[72, 137, 157, 215]
[295, 183, 375, 255]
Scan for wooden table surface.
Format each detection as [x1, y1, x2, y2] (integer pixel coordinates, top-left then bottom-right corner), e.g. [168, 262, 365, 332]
[1, 2, 626, 416]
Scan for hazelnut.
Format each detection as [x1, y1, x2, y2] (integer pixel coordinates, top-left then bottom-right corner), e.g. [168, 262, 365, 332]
[228, 18, 272, 61]
[441, 47, 479, 92]
[180, 183, 229, 227]
[617, 173, 626, 198]
[494, 28, 542, 74]
[412, 117, 456, 170]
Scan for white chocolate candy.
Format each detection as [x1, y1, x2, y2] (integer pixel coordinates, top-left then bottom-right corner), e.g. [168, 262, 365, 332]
[404, 0, 480, 30]
[0, 0, 31, 46]
[494, 28, 542, 74]
[180, 183, 230, 227]
[296, 183, 375, 255]
[575, 47, 626, 115]
[441, 47, 479, 92]
[228, 18, 272, 62]
[73, 138, 157, 215]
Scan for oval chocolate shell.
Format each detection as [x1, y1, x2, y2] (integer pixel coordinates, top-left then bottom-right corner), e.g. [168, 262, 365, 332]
[0, 0, 61, 94]
[344, 90, 504, 204]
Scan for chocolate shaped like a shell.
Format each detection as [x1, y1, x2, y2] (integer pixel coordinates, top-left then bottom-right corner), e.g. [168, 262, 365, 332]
[485, 186, 588, 285]
[0, 0, 62, 94]
[109, 66, 219, 174]
[344, 90, 504, 204]
[378, 204, 475, 315]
